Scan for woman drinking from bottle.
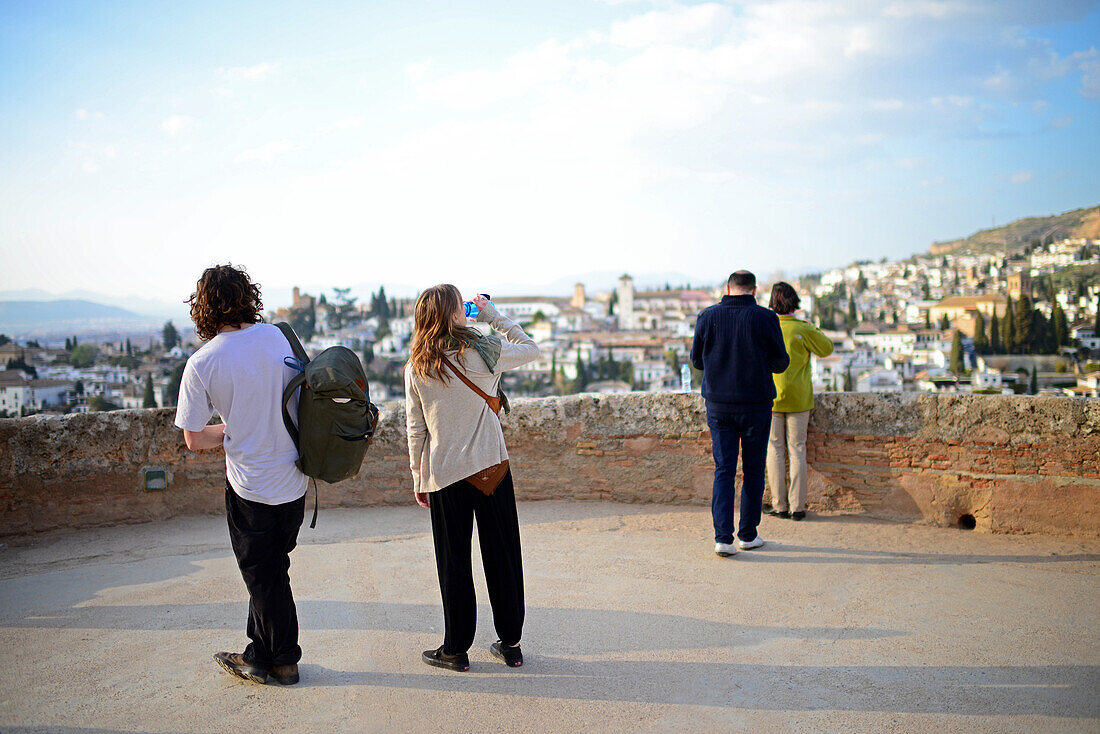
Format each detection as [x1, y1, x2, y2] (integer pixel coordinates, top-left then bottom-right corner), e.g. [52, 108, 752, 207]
[405, 285, 540, 671]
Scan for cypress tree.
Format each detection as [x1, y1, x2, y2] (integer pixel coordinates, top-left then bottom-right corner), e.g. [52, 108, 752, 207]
[990, 312, 1001, 353]
[1030, 365, 1038, 394]
[1003, 295, 1016, 353]
[1052, 303, 1068, 349]
[142, 374, 157, 408]
[973, 312, 988, 354]
[1015, 295, 1034, 354]
[949, 330, 965, 375]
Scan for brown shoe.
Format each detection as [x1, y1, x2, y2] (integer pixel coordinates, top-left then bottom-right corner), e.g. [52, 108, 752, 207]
[269, 663, 300, 685]
[213, 651, 268, 684]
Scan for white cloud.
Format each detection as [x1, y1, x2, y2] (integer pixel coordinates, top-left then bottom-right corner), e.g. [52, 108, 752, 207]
[161, 115, 195, 136]
[318, 117, 366, 133]
[1010, 170, 1033, 184]
[608, 3, 733, 48]
[218, 62, 279, 82]
[82, 159, 100, 174]
[1075, 48, 1100, 98]
[75, 108, 103, 120]
[234, 140, 294, 164]
[406, 59, 432, 82]
[75, 108, 89, 120]
[871, 99, 905, 111]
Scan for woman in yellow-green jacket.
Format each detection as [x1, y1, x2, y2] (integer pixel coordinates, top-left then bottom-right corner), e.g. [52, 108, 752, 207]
[766, 282, 834, 520]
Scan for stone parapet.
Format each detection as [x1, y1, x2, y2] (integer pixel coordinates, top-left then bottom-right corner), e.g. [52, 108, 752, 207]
[1, 392, 1097, 537]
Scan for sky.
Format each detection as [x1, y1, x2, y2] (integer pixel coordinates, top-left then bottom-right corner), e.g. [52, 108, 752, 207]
[1, 0, 1099, 307]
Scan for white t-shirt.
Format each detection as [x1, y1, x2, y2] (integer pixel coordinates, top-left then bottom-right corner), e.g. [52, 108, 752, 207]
[174, 323, 308, 505]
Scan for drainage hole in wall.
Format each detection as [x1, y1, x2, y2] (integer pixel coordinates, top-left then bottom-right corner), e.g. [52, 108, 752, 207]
[957, 514, 976, 530]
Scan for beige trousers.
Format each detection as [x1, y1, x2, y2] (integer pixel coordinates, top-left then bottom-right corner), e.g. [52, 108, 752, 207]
[767, 410, 810, 513]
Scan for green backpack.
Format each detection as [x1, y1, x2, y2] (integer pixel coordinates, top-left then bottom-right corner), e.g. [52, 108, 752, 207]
[277, 323, 380, 527]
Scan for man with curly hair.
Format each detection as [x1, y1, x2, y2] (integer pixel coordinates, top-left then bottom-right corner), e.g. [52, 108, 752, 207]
[174, 264, 308, 686]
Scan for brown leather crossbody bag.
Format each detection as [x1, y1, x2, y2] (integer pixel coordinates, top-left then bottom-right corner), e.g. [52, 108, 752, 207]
[441, 355, 509, 496]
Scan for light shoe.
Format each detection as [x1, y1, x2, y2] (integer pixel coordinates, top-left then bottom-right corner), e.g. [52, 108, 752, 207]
[737, 535, 765, 550]
[714, 542, 738, 557]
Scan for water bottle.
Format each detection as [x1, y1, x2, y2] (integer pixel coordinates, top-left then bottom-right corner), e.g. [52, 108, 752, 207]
[463, 294, 491, 319]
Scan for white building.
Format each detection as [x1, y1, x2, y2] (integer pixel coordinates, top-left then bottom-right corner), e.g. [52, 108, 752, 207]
[0, 371, 34, 415]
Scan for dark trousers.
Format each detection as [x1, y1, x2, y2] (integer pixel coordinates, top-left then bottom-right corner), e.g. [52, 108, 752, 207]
[225, 482, 306, 668]
[429, 470, 524, 655]
[707, 406, 772, 544]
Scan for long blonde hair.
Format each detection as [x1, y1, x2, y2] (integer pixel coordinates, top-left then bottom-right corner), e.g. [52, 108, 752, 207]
[409, 284, 480, 383]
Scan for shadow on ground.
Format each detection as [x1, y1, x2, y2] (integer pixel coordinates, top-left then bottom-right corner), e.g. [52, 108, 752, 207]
[294, 659, 1100, 718]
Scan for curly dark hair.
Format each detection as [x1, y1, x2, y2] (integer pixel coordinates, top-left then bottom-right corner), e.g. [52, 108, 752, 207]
[187, 264, 264, 341]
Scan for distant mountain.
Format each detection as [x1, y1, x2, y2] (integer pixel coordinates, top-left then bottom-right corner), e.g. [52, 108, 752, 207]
[929, 205, 1100, 256]
[0, 300, 158, 335]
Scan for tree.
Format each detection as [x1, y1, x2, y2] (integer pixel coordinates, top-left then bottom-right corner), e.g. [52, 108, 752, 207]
[847, 296, 857, 329]
[939, 314, 951, 330]
[165, 362, 186, 406]
[70, 344, 98, 368]
[1014, 295, 1033, 353]
[924, 311, 931, 329]
[990, 312, 1001, 353]
[126, 338, 133, 357]
[328, 287, 359, 330]
[949, 330, 965, 375]
[88, 395, 121, 412]
[0, 334, 9, 347]
[162, 321, 180, 350]
[973, 312, 988, 354]
[1095, 300, 1100, 340]
[1052, 303, 1068, 350]
[1029, 365, 1038, 395]
[608, 290, 618, 316]
[842, 367, 852, 392]
[618, 360, 634, 387]
[570, 349, 588, 393]
[142, 374, 157, 408]
[64, 337, 72, 351]
[287, 306, 316, 342]
[74, 380, 84, 396]
[1003, 295, 1016, 353]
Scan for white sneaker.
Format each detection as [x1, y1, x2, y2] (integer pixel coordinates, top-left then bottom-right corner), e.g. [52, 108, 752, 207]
[714, 542, 738, 557]
[737, 535, 765, 550]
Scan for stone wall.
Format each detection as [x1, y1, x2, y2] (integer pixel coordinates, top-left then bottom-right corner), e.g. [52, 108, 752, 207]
[1, 393, 1097, 537]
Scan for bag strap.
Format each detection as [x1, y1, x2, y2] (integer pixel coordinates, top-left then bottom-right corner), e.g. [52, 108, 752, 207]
[276, 322, 310, 364]
[442, 355, 502, 415]
[281, 372, 307, 449]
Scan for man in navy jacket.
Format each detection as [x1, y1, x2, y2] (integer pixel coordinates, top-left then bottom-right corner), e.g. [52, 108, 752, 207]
[691, 270, 789, 557]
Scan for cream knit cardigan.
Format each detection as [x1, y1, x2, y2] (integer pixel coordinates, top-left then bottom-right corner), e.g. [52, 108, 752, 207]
[404, 302, 540, 493]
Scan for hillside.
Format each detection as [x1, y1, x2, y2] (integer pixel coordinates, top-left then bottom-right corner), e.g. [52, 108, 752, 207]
[929, 205, 1100, 256]
[0, 300, 155, 334]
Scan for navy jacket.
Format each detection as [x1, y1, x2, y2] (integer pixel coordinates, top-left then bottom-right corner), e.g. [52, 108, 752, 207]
[690, 294, 790, 410]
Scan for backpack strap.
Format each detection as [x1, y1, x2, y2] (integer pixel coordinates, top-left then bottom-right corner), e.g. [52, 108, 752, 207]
[441, 356, 502, 415]
[281, 371, 307, 449]
[276, 322, 310, 364]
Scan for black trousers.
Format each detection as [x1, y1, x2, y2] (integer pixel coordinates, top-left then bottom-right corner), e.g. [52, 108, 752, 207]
[225, 482, 306, 668]
[429, 470, 524, 655]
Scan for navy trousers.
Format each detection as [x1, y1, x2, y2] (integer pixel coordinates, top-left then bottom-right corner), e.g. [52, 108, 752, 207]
[706, 405, 771, 544]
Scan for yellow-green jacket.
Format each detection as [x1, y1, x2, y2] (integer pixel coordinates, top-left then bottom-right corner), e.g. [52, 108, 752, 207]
[772, 315, 834, 413]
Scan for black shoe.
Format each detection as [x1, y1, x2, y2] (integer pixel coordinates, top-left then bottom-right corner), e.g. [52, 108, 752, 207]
[422, 646, 470, 672]
[214, 651, 268, 684]
[269, 663, 299, 685]
[768, 509, 790, 519]
[490, 640, 523, 667]
[762, 504, 774, 515]
[792, 511, 806, 521]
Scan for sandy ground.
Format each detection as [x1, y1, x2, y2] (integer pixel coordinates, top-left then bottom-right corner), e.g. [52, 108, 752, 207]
[1, 501, 1098, 734]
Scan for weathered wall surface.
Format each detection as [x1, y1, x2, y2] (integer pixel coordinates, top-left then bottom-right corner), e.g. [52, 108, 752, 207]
[1, 393, 1098, 537]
